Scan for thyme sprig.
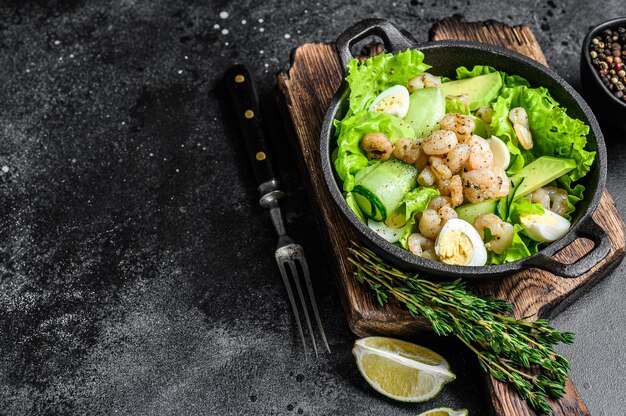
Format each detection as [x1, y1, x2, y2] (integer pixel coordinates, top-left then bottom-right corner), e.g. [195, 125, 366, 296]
[348, 243, 574, 414]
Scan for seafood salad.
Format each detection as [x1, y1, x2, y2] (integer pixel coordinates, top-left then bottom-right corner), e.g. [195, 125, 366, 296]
[333, 50, 596, 266]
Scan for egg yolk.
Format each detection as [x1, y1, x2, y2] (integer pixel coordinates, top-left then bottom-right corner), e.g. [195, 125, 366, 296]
[437, 230, 475, 266]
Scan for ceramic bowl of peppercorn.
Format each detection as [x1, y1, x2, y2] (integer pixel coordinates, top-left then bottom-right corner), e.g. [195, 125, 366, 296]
[581, 17, 626, 129]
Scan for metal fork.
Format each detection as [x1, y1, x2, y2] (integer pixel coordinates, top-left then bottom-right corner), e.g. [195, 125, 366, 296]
[224, 64, 330, 358]
[261, 189, 330, 358]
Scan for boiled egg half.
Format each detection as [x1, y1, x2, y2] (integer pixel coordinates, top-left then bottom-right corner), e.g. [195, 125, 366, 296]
[487, 135, 510, 170]
[435, 218, 487, 266]
[368, 85, 410, 119]
[519, 209, 571, 242]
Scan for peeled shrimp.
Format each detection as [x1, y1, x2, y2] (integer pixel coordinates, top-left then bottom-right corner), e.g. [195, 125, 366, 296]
[419, 197, 458, 239]
[448, 175, 463, 207]
[444, 143, 470, 174]
[435, 175, 451, 196]
[462, 167, 510, 204]
[439, 113, 475, 142]
[509, 107, 533, 150]
[360, 132, 393, 160]
[474, 213, 514, 254]
[408, 72, 442, 91]
[428, 196, 453, 212]
[430, 155, 452, 180]
[393, 137, 421, 165]
[529, 186, 568, 216]
[466, 135, 494, 170]
[422, 130, 458, 155]
[419, 209, 442, 239]
[417, 166, 436, 187]
[475, 106, 494, 124]
[407, 232, 435, 256]
[413, 145, 429, 170]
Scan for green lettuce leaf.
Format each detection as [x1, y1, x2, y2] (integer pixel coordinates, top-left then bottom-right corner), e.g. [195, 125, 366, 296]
[489, 84, 595, 182]
[345, 50, 431, 114]
[508, 196, 545, 224]
[334, 111, 415, 192]
[398, 187, 439, 249]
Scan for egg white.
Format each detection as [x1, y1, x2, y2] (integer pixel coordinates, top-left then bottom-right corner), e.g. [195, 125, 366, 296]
[368, 85, 410, 119]
[435, 218, 487, 266]
[520, 210, 571, 242]
[487, 135, 510, 169]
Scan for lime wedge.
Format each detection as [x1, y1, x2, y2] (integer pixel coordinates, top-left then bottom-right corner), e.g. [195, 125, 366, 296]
[417, 407, 469, 416]
[353, 337, 456, 402]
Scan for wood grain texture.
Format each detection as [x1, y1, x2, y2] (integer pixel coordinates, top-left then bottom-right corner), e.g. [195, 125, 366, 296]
[276, 17, 626, 416]
[431, 16, 548, 65]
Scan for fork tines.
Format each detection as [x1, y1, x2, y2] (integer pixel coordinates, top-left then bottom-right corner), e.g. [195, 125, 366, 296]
[275, 244, 330, 359]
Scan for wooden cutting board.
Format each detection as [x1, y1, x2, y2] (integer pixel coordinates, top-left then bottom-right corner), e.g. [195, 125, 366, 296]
[276, 16, 626, 416]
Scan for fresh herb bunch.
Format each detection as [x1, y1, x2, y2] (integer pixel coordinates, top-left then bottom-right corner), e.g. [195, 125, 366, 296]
[349, 243, 574, 414]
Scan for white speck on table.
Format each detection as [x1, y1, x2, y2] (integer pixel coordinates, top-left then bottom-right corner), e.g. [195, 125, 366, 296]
[219, 11, 229, 19]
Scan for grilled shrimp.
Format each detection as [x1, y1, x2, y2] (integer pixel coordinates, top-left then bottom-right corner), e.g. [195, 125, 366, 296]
[414, 145, 430, 170]
[407, 232, 435, 256]
[474, 213, 514, 254]
[419, 209, 442, 239]
[448, 175, 463, 207]
[408, 72, 442, 91]
[430, 155, 452, 179]
[529, 186, 568, 216]
[475, 106, 494, 124]
[439, 113, 475, 142]
[509, 107, 533, 150]
[422, 129, 458, 155]
[462, 167, 510, 204]
[435, 175, 451, 196]
[419, 197, 458, 239]
[360, 132, 393, 160]
[393, 137, 421, 165]
[466, 135, 494, 170]
[428, 196, 453, 212]
[417, 165, 436, 187]
[444, 143, 470, 174]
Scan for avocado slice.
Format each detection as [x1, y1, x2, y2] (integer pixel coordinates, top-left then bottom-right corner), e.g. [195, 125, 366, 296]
[456, 199, 498, 224]
[440, 72, 503, 111]
[403, 87, 446, 137]
[509, 156, 577, 200]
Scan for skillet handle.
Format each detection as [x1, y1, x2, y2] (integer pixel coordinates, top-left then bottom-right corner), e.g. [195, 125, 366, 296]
[522, 216, 610, 278]
[335, 19, 414, 72]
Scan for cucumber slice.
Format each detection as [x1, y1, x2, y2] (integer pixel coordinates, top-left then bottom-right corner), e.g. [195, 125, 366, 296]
[353, 160, 418, 222]
[345, 192, 366, 222]
[456, 199, 498, 224]
[368, 219, 405, 243]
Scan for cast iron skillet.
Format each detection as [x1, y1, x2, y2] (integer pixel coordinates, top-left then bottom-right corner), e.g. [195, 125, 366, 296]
[320, 19, 610, 279]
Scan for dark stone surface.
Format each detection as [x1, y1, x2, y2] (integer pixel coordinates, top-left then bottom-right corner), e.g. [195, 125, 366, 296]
[0, 1, 624, 415]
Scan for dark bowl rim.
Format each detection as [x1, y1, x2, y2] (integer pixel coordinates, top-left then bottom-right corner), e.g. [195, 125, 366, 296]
[582, 17, 626, 111]
[321, 40, 607, 277]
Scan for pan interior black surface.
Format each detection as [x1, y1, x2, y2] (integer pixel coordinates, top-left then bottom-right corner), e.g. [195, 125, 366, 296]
[320, 20, 608, 279]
